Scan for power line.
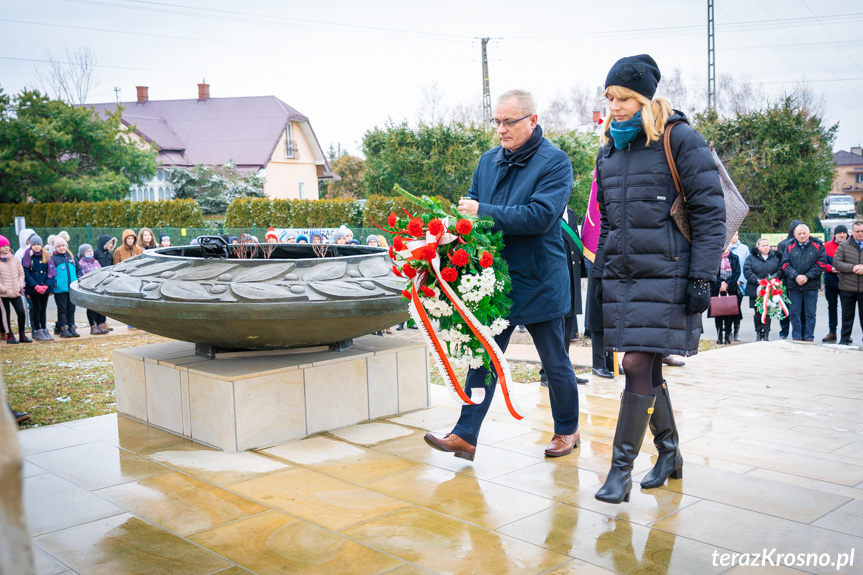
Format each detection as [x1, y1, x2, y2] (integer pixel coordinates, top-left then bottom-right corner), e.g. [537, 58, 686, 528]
[800, 0, 863, 73]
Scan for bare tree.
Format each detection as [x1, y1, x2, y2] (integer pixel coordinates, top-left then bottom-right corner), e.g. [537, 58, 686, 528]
[449, 100, 484, 126]
[716, 73, 766, 117]
[35, 46, 99, 104]
[570, 84, 604, 126]
[787, 81, 826, 118]
[540, 94, 572, 133]
[417, 81, 446, 125]
[655, 68, 697, 115]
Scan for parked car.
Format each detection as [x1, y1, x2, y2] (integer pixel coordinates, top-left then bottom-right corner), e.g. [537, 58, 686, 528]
[823, 194, 857, 218]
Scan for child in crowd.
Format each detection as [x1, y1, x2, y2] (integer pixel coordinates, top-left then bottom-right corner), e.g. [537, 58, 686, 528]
[113, 229, 143, 264]
[77, 244, 108, 335]
[138, 227, 157, 251]
[49, 237, 79, 338]
[0, 235, 30, 344]
[95, 235, 117, 269]
[22, 235, 54, 341]
[159, 233, 171, 247]
[266, 228, 279, 244]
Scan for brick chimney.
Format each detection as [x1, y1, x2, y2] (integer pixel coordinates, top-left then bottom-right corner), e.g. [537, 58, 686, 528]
[198, 82, 210, 101]
[136, 86, 149, 104]
[851, 146, 862, 157]
[592, 110, 601, 124]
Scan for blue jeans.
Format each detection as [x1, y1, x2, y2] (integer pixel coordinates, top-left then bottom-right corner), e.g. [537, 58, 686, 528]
[452, 316, 580, 445]
[788, 289, 817, 341]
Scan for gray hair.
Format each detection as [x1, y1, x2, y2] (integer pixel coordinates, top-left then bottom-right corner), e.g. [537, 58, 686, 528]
[853, 220, 863, 230]
[497, 89, 536, 115]
[794, 223, 810, 234]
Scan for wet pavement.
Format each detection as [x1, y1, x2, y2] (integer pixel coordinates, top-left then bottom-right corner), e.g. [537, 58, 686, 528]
[17, 339, 863, 574]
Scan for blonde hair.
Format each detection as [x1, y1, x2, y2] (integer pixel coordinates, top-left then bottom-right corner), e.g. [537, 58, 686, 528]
[600, 85, 673, 147]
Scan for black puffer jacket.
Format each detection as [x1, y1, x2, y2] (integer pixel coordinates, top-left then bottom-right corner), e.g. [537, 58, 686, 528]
[743, 246, 782, 298]
[593, 111, 726, 356]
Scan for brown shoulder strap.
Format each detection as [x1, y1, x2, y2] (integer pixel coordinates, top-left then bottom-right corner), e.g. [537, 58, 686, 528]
[663, 121, 685, 201]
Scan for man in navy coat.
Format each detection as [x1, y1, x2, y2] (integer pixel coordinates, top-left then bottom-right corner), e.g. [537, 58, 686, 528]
[424, 89, 581, 459]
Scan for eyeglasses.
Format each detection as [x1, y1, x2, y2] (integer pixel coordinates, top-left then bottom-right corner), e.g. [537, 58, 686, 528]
[489, 114, 532, 129]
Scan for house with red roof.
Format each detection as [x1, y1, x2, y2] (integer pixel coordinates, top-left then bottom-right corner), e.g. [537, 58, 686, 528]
[87, 83, 338, 202]
[831, 147, 863, 214]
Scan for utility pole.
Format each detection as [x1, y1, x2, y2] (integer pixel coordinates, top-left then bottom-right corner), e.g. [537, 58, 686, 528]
[707, 0, 716, 111]
[481, 37, 492, 128]
[113, 86, 121, 103]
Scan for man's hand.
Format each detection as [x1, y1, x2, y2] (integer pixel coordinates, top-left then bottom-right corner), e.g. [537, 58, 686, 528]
[853, 264, 863, 275]
[685, 278, 711, 315]
[796, 274, 807, 285]
[458, 198, 479, 216]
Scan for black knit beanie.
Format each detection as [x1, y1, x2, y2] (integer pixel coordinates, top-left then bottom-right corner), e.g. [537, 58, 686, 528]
[605, 54, 662, 100]
[834, 224, 848, 236]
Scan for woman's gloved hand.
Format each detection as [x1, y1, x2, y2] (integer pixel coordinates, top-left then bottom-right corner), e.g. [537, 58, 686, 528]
[684, 278, 711, 315]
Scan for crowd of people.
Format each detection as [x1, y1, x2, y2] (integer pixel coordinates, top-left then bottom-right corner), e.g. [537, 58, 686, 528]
[703, 221, 863, 346]
[225, 225, 386, 248]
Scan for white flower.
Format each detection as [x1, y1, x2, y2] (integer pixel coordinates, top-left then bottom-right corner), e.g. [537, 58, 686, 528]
[490, 318, 509, 335]
[468, 356, 484, 369]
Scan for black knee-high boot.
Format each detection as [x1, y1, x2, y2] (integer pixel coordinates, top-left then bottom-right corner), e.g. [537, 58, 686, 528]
[595, 391, 655, 504]
[640, 381, 683, 488]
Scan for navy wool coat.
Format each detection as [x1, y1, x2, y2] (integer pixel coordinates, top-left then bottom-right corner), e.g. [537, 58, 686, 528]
[470, 138, 574, 325]
[593, 112, 726, 356]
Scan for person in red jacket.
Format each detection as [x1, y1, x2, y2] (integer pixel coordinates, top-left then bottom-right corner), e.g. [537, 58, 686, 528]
[821, 225, 848, 342]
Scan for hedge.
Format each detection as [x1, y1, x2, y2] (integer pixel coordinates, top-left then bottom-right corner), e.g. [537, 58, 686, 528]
[0, 200, 204, 228]
[225, 198, 363, 228]
[225, 195, 453, 229]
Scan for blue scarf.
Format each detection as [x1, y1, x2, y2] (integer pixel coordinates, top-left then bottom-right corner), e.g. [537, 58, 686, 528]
[609, 111, 643, 149]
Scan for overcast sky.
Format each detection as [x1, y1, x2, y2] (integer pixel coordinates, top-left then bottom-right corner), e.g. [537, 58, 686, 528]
[2, 0, 862, 157]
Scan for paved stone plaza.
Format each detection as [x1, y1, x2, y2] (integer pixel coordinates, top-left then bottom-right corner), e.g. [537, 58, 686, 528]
[17, 340, 863, 574]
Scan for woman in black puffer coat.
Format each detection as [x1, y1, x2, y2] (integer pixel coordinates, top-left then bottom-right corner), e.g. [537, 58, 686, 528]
[592, 55, 726, 505]
[709, 249, 741, 344]
[744, 238, 782, 341]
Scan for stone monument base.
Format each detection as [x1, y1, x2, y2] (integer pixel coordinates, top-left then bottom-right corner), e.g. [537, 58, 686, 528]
[113, 336, 429, 452]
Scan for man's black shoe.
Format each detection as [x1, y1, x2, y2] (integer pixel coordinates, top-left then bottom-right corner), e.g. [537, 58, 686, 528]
[592, 367, 614, 379]
[576, 375, 589, 384]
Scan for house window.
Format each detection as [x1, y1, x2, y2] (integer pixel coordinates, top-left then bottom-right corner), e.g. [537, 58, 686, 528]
[856, 174, 863, 183]
[298, 182, 305, 200]
[285, 123, 295, 159]
[159, 187, 164, 200]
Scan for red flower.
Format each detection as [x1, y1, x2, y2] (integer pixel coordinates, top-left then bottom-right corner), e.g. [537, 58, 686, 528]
[388, 246, 395, 259]
[759, 278, 769, 287]
[392, 265, 402, 277]
[393, 236, 406, 251]
[441, 267, 458, 282]
[402, 264, 417, 278]
[480, 251, 493, 268]
[758, 289, 767, 297]
[421, 246, 437, 261]
[387, 212, 398, 227]
[401, 289, 411, 300]
[406, 218, 424, 237]
[420, 285, 436, 297]
[450, 249, 469, 267]
[428, 218, 445, 236]
[772, 289, 783, 296]
[455, 219, 472, 235]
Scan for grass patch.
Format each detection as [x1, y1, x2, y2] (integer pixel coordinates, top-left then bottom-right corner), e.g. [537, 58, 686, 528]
[2, 333, 168, 428]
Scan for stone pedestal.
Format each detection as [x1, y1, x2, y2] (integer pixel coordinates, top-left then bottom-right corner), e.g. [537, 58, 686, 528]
[113, 336, 429, 452]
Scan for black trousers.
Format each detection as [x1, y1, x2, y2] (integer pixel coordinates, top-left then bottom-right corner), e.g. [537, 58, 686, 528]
[29, 293, 49, 330]
[1, 296, 26, 333]
[452, 316, 580, 444]
[86, 310, 106, 325]
[54, 292, 76, 328]
[825, 284, 840, 334]
[839, 290, 863, 344]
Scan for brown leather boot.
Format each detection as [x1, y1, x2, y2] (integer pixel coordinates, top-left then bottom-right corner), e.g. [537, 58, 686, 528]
[544, 431, 581, 457]
[423, 433, 476, 461]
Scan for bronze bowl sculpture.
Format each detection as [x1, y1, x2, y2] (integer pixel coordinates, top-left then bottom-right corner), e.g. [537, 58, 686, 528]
[70, 240, 409, 356]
